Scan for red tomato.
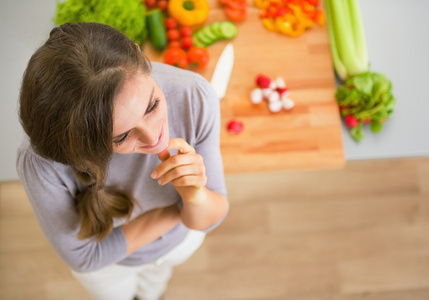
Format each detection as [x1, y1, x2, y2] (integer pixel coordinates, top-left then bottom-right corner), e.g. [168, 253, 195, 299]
[187, 47, 209, 68]
[145, 0, 157, 6]
[179, 26, 193, 37]
[168, 40, 181, 48]
[181, 36, 194, 50]
[164, 48, 188, 68]
[157, 0, 168, 11]
[225, 7, 247, 22]
[165, 17, 178, 30]
[167, 29, 180, 41]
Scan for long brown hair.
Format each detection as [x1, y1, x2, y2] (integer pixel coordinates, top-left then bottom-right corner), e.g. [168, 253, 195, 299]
[19, 23, 151, 241]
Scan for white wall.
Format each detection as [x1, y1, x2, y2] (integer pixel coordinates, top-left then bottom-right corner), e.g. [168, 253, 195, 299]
[0, 0, 56, 181]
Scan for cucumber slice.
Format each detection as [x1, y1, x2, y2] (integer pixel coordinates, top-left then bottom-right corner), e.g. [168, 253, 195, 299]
[210, 22, 223, 37]
[195, 30, 214, 46]
[219, 21, 238, 39]
[200, 26, 219, 43]
[193, 38, 207, 48]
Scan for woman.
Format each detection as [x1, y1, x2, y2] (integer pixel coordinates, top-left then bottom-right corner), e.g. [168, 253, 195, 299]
[16, 22, 228, 300]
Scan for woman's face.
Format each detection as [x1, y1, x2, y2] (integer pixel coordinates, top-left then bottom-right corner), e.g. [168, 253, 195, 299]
[112, 71, 169, 155]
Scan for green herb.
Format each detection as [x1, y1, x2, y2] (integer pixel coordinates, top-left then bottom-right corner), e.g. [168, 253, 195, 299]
[336, 72, 396, 141]
[55, 0, 147, 45]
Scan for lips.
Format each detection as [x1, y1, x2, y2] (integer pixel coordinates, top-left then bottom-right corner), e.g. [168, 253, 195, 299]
[141, 127, 163, 149]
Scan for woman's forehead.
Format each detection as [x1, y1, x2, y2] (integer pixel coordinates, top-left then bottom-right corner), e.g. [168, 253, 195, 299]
[112, 73, 153, 136]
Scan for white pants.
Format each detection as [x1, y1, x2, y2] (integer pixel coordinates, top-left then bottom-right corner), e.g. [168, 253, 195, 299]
[71, 230, 206, 300]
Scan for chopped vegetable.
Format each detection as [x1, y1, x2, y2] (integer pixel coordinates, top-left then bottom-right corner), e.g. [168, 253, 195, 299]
[227, 120, 244, 134]
[336, 72, 396, 141]
[255, 0, 325, 37]
[55, 0, 147, 45]
[192, 21, 238, 48]
[251, 74, 295, 113]
[220, 0, 248, 22]
[256, 74, 271, 88]
[168, 0, 209, 26]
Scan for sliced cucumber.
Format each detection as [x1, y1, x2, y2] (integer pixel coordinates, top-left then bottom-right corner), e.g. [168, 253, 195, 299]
[219, 21, 238, 39]
[192, 21, 238, 48]
[195, 30, 213, 46]
[200, 26, 219, 43]
[193, 38, 207, 48]
[210, 21, 223, 37]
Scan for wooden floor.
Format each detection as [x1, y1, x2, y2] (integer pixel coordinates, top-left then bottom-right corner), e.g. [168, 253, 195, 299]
[1, 157, 429, 300]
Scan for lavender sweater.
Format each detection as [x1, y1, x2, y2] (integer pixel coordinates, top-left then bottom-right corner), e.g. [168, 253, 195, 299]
[16, 62, 228, 273]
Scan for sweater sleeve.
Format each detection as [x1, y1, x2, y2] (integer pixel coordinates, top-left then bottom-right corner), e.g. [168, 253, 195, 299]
[16, 148, 128, 273]
[191, 74, 229, 232]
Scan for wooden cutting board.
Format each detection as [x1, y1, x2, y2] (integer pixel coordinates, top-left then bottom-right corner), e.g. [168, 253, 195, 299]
[145, 1, 345, 173]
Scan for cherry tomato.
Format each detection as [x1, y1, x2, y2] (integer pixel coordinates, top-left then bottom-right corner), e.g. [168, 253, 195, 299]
[165, 17, 178, 30]
[187, 47, 209, 69]
[157, 0, 168, 11]
[167, 29, 180, 41]
[181, 36, 194, 50]
[179, 26, 193, 37]
[168, 40, 181, 48]
[145, 0, 157, 6]
[164, 48, 188, 68]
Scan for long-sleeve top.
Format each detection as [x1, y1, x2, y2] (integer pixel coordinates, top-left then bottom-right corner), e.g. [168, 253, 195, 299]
[16, 62, 228, 273]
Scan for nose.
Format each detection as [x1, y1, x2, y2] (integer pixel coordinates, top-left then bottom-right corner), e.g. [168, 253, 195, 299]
[134, 122, 159, 146]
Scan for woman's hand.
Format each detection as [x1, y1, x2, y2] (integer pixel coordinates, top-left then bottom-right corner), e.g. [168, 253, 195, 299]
[151, 138, 208, 204]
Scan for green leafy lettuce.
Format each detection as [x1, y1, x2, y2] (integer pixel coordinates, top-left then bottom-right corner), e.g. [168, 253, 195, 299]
[336, 72, 396, 142]
[55, 0, 147, 45]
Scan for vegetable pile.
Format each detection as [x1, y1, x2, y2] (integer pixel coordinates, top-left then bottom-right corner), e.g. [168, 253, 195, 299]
[250, 74, 295, 113]
[336, 73, 396, 142]
[325, 0, 396, 141]
[192, 21, 238, 48]
[219, 0, 248, 22]
[55, 0, 147, 45]
[254, 0, 325, 37]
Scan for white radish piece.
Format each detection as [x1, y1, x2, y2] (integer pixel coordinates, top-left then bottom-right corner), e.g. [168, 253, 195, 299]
[282, 97, 295, 110]
[262, 88, 273, 99]
[250, 88, 263, 104]
[275, 76, 287, 89]
[268, 91, 280, 103]
[269, 100, 283, 113]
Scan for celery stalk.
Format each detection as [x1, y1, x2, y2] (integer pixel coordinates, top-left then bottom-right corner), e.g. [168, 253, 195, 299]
[348, 0, 369, 72]
[325, 0, 348, 80]
[330, 0, 365, 76]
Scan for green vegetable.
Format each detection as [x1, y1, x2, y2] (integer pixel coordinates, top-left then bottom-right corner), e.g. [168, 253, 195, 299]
[55, 0, 147, 45]
[325, 0, 369, 80]
[336, 72, 396, 141]
[146, 9, 167, 51]
[192, 21, 238, 48]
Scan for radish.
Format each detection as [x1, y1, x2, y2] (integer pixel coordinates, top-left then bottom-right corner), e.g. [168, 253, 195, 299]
[344, 115, 359, 128]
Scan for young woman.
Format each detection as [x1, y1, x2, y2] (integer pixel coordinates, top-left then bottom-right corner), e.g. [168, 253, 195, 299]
[16, 22, 228, 300]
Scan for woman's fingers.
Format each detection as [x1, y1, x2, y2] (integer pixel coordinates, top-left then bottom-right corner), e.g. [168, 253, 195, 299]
[167, 138, 195, 155]
[157, 164, 206, 186]
[171, 175, 207, 188]
[152, 153, 199, 178]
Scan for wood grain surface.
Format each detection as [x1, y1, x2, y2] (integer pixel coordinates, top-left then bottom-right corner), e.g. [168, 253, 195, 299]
[145, 1, 345, 173]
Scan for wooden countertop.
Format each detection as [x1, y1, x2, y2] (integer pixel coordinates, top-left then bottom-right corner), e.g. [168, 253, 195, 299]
[145, 2, 345, 174]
